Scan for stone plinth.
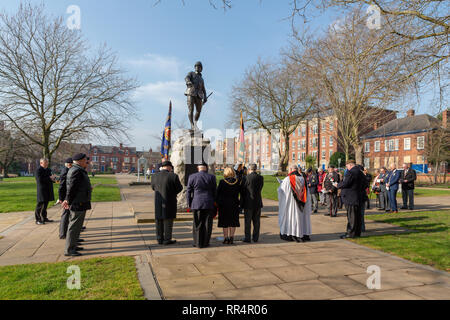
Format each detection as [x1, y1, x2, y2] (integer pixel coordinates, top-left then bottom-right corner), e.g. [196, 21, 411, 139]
[171, 130, 215, 211]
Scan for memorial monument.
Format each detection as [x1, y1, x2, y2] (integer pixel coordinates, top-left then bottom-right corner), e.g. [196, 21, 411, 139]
[172, 61, 215, 211]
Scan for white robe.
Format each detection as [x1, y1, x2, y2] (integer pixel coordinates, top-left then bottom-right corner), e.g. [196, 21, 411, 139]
[278, 175, 312, 237]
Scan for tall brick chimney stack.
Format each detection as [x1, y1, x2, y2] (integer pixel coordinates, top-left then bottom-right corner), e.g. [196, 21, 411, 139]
[406, 109, 415, 117]
[443, 109, 449, 128]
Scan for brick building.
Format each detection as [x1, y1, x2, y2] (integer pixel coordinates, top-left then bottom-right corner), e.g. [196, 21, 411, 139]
[361, 109, 447, 172]
[88, 143, 137, 173]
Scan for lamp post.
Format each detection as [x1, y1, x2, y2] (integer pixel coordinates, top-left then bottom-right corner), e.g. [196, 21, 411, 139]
[338, 158, 341, 171]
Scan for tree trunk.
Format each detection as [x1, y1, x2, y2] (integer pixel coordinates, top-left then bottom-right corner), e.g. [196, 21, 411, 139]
[354, 144, 363, 165]
[278, 133, 290, 173]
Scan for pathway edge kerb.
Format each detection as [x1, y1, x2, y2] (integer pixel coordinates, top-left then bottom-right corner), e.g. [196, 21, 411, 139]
[134, 254, 163, 300]
[344, 239, 450, 278]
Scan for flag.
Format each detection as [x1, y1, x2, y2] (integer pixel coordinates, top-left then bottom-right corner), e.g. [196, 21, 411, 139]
[160, 101, 172, 160]
[238, 110, 245, 164]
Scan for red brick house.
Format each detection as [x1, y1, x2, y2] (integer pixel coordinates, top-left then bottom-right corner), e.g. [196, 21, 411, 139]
[361, 109, 447, 172]
[88, 143, 137, 173]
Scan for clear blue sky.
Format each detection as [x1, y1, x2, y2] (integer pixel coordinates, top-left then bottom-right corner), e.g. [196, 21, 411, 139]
[1, 1, 438, 151]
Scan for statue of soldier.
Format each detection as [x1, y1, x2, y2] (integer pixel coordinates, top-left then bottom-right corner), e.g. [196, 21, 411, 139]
[185, 61, 208, 130]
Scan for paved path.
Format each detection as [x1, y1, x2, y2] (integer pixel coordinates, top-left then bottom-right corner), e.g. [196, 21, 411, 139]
[0, 174, 449, 300]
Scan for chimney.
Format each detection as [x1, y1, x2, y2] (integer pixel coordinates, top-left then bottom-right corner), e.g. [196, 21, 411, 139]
[443, 109, 449, 128]
[406, 109, 415, 117]
[119, 143, 123, 149]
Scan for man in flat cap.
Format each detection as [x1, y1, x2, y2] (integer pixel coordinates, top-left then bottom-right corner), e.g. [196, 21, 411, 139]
[151, 160, 183, 245]
[187, 162, 217, 248]
[62, 153, 92, 256]
[34, 158, 56, 225]
[57, 158, 73, 239]
[185, 61, 208, 130]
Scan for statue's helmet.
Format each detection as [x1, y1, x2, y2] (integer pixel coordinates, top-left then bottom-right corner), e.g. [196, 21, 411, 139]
[194, 61, 203, 68]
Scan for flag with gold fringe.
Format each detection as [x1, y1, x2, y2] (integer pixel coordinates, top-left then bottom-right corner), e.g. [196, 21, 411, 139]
[160, 101, 172, 160]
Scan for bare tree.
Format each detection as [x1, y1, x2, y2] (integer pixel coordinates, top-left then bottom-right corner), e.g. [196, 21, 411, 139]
[0, 123, 34, 177]
[0, 4, 138, 165]
[230, 58, 315, 172]
[286, 10, 422, 163]
[426, 109, 450, 184]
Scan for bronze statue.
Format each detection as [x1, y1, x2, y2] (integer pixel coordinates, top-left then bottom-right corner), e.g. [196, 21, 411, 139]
[185, 61, 209, 130]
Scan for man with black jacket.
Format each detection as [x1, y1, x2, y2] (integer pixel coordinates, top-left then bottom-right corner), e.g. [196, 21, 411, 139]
[306, 168, 319, 213]
[62, 153, 92, 257]
[323, 165, 340, 217]
[34, 158, 56, 225]
[151, 161, 183, 245]
[241, 164, 264, 243]
[57, 158, 72, 239]
[400, 163, 416, 210]
[335, 160, 365, 238]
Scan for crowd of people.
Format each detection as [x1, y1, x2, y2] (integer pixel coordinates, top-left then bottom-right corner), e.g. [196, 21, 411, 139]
[33, 154, 417, 255]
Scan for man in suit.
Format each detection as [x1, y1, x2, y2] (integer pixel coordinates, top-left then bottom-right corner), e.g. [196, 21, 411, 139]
[400, 162, 416, 210]
[306, 168, 319, 213]
[323, 165, 340, 217]
[377, 167, 390, 212]
[151, 161, 183, 245]
[35, 158, 56, 225]
[187, 163, 216, 248]
[386, 163, 401, 213]
[62, 153, 92, 256]
[241, 164, 264, 243]
[335, 160, 365, 238]
[57, 158, 72, 239]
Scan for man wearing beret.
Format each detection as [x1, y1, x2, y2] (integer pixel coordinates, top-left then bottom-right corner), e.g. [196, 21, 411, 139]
[151, 160, 183, 245]
[62, 153, 92, 256]
[57, 158, 73, 239]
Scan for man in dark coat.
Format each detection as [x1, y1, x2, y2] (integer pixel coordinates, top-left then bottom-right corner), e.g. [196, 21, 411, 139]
[35, 158, 56, 225]
[323, 165, 340, 217]
[57, 158, 73, 238]
[151, 161, 183, 245]
[335, 160, 365, 239]
[62, 153, 92, 256]
[187, 163, 216, 248]
[400, 162, 416, 210]
[241, 164, 264, 243]
[306, 168, 319, 213]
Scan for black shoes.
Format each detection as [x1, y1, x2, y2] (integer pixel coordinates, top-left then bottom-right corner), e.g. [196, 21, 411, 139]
[163, 240, 176, 245]
[229, 237, 234, 245]
[340, 234, 350, 239]
[59, 236, 66, 239]
[302, 235, 311, 242]
[36, 221, 45, 225]
[77, 239, 85, 242]
[400, 206, 408, 209]
[44, 218, 54, 223]
[158, 240, 163, 245]
[75, 247, 84, 251]
[242, 239, 251, 243]
[81, 226, 86, 230]
[64, 251, 82, 257]
[223, 237, 230, 244]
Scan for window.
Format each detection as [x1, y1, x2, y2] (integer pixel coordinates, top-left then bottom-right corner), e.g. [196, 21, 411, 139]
[302, 139, 306, 149]
[322, 150, 326, 160]
[394, 139, 399, 151]
[374, 141, 380, 152]
[321, 122, 326, 130]
[417, 136, 425, 149]
[364, 142, 370, 153]
[403, 156, 411, 164]
[322, 137, 326, 147]
[404, 138, 411, 150]
[374, 157, 380, 169]
[388, 139, 395, 151]
[329, 136, 333, 147]
[329, 122, 334, 131]
[292, 141, 296, 149]
[125, 150, 129, 155]
[101, 156, 105, 162]
[301, 152, 306, 161]
[298, 127, 301, 136]
[313, 125, 318, 135]
[92, 156, 98, 162]
[364, 158, 370, 169]
[94, 149, 97, 155]
[384, 140, 388, 152]
[301, 127, 306, 136]
[329, 150, 333, 159]
[298, 152, 301, 161]
[124, 157, 130, 163]
[292, 153, 296, 161]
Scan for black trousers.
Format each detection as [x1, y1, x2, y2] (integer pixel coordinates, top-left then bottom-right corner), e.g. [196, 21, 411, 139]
[193, 209, 214, 248]
[402, 189, 414, 209]
[35, 201, 49, 222]
[326, 193, 338, 216]
[244, 208, 261, 242]
[59, 209, 70, 238]
[346, 204, 362, 238]
[155, 219, 174, 242]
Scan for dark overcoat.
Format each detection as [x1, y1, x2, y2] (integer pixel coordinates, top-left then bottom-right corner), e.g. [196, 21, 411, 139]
[151, 169, 183, 220]
[401, 168, 417, 190]
[58, 166, 69, 202]
[36, 166, 55, 203]
[337, 166, 366, 206]
[240, 172, 264, 209]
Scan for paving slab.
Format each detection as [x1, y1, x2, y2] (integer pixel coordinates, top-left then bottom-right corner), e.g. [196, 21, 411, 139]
[278, 280, 345, 300]
[215, 285, 293, 300]
[223, 269, 284, 289]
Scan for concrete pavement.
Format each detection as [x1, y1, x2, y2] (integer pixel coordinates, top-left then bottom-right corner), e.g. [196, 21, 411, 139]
[0, 174, 449, 300]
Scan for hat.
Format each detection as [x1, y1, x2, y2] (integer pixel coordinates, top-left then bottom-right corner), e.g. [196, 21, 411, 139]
[198, 162, 208, 167]
[161, 161, 173, 168]
[72, 153, 87, 161]
[65, 157, 73, 164]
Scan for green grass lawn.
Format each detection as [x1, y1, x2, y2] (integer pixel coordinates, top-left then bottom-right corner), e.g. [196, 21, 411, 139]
[0, 176, 120, 213]
[351, 210, 450, 272]
[0, 256, 145, 300]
